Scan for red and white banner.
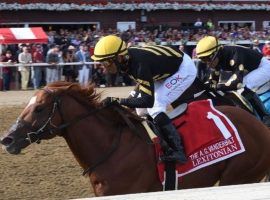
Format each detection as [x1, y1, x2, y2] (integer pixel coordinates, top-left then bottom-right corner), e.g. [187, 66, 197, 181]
[0, 27, 48, 44]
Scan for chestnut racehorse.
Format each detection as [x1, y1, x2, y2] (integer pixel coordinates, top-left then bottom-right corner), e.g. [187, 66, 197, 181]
[1, 81, 270, 196]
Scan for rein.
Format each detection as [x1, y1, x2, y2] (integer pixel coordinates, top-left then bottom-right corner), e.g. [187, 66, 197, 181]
[82, 105, 153, 175]
[113, 106, 153, 144]
[82, 124, 123, 176]
[196, 78, 236, 106]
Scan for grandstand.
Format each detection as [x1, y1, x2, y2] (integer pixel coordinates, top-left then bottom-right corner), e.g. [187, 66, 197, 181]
[0, 0, 270, 31]
[0, 0, 270, 91]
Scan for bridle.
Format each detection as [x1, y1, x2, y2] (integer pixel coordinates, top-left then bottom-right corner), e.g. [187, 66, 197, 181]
[26, 96, 61, 144]
[18, 88, 148, 176]
[24, 91, 105, 144]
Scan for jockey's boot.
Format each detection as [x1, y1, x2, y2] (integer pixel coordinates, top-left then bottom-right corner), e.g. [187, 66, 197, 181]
[154, 112, 187, 163]
[242, 87, 270, 127]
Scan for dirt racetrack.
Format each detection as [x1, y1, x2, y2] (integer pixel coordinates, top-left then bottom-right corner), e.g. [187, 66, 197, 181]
[0, 87, 132, 200]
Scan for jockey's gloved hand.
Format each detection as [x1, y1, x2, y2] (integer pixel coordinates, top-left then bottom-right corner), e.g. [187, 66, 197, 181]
[217, 83, 235, 91]
[204, 81, 210, 87]
[102, 97, 121, 106]
[216, 83, 224, 90]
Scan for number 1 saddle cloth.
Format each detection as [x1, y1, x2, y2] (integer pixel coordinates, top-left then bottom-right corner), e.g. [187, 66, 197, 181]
[143, 99, 245, 186]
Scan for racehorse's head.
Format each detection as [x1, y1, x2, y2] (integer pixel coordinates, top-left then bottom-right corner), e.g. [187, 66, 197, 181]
[1, 82, 101, 155]
[1, 88, 64, 155]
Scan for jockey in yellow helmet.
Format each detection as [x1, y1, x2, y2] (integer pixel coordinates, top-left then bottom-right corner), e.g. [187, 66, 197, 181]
[92, 35, 198, 162]
[91, 35, 128, 62]
[196, 36, 270, 127]
[196, 36, 221, 69]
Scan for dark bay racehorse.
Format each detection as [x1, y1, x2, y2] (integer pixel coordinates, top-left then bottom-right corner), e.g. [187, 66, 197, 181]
[2, 81, 270, 196]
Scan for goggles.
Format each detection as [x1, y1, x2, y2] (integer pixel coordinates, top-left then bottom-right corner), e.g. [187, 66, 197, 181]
[199, 48, 220, 64]
[100, 59, 114, 67]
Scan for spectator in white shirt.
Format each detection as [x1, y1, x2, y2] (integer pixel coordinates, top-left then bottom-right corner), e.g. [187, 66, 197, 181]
[18, 46, 32, 90]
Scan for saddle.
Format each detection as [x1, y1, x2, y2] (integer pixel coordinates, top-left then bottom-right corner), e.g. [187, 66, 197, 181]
[257, 87, 270, 114]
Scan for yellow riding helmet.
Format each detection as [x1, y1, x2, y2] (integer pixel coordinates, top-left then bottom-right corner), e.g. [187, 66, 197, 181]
[91, 35, 128, 61]
[196, 36, 220, 58]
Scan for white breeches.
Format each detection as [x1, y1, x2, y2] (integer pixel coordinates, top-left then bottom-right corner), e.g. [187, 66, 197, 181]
[244, 57, 270, 90]
[136, 53, 197, 118]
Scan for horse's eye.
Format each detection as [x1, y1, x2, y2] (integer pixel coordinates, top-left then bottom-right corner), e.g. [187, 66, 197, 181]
[34, 106, 43, 113]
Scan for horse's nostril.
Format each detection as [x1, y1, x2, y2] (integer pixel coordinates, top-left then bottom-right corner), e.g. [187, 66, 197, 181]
[1, 137, 14, 146]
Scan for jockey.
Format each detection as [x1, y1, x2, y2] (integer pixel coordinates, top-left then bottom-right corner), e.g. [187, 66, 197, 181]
[91, 35, 197, 163]
[196, 36, 270, 126]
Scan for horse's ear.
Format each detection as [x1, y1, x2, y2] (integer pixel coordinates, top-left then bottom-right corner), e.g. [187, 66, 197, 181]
[42, 87, 54, 93]
[67, 83, 81, 90]
[47, 83, 79, 93]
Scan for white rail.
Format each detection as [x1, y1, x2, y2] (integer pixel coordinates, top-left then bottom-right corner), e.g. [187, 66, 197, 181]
[0, 61, 100, 68]
[0, 60, 200, 68]
[73, 182, 270, 200]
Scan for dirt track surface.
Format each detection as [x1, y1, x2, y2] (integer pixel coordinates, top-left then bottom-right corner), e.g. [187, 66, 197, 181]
[0, 87, 132, 200]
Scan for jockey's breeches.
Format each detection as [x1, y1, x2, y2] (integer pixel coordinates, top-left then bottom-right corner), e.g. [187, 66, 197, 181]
[244, 57, 270, 90]
[147, 53, 197, 118]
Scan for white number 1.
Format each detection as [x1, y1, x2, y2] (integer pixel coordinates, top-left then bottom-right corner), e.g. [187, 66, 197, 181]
[207, 112, 231, 139]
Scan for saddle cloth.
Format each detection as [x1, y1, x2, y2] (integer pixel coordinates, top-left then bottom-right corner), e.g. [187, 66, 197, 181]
[150, 99, 245, 187]
[259, 91, 270, 113]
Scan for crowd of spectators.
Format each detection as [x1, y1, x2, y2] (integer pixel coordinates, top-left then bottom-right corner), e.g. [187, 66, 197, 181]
[1, 23, 270, 91]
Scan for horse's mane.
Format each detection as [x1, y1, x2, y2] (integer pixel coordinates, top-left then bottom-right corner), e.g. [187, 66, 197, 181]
[45, 81, 142, 123]
[45, 81, 101, 107]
